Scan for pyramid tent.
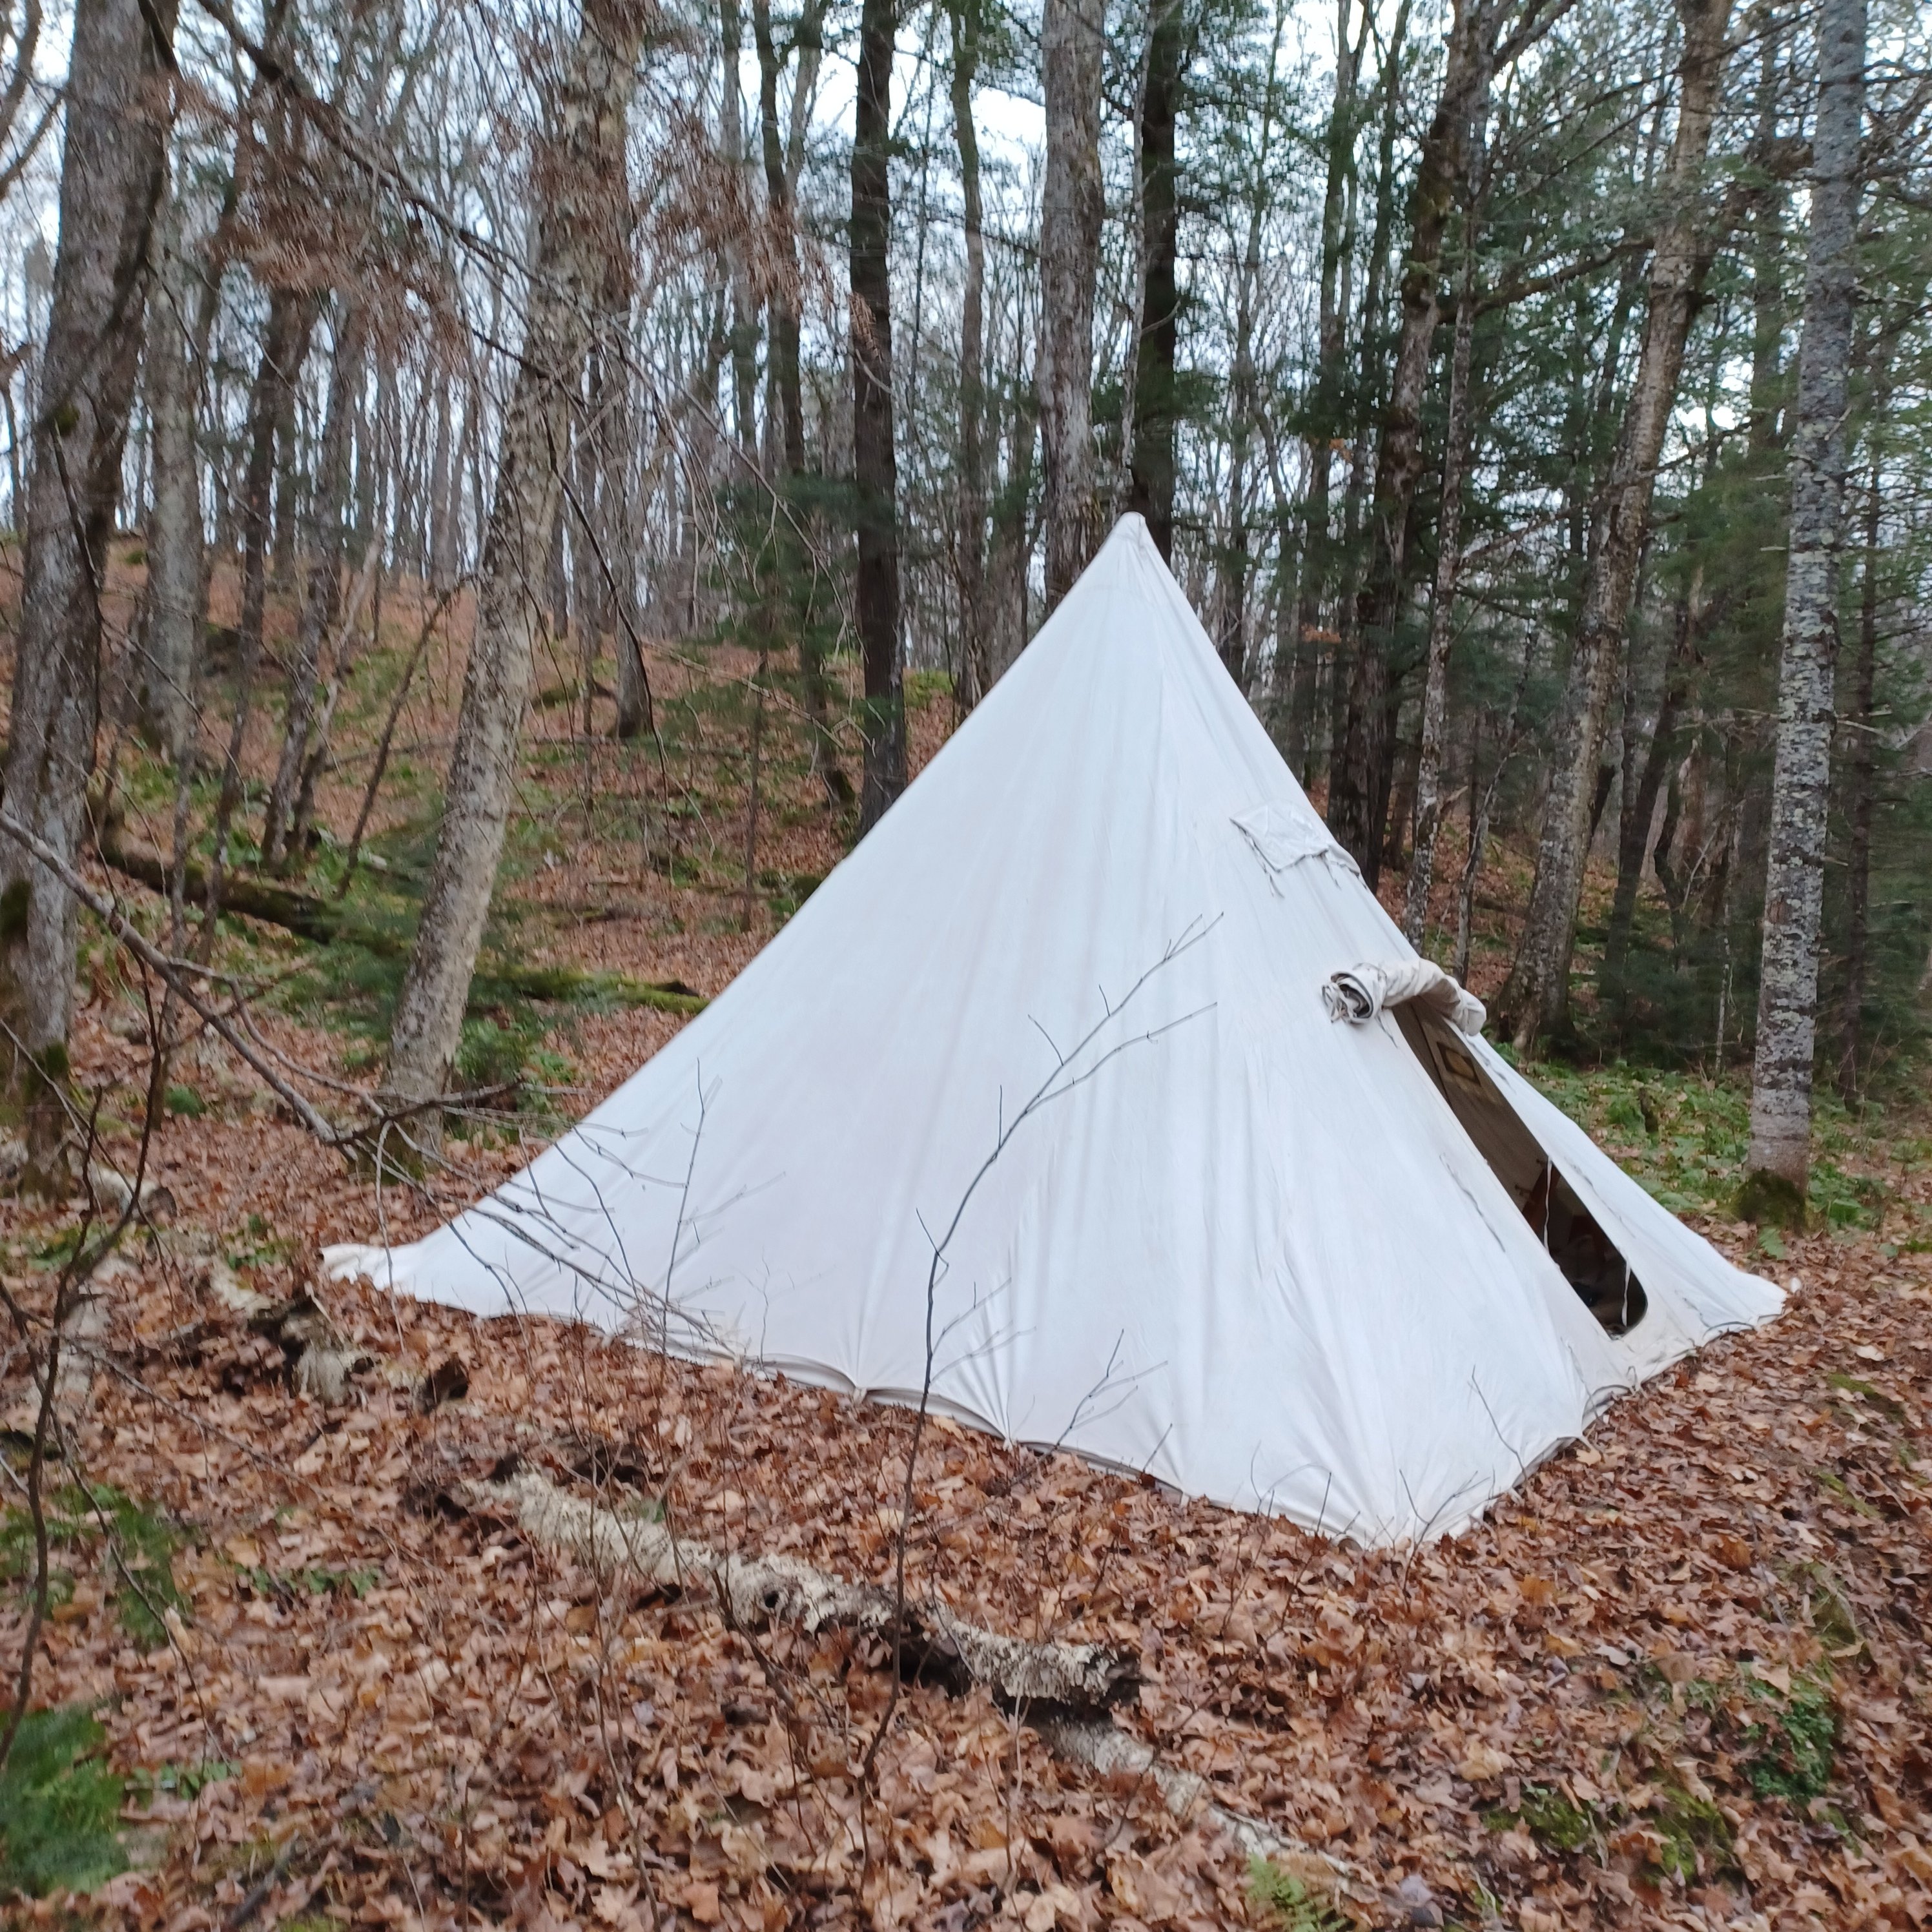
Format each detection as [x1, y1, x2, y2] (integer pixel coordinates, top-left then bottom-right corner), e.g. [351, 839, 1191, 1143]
[329, 516, 1781, 1541]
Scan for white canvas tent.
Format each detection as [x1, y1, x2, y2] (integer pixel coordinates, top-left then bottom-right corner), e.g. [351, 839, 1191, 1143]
[328, 515, 1781, 1542]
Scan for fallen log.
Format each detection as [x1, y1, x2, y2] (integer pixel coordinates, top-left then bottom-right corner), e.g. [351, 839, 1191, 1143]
[460, 1468, 1135, 1711]
[94, 823, 706, 1016]
[460, 1468, 1358, 1897]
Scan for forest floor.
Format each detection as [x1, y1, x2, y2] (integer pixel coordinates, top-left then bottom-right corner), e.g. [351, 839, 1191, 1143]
[0, 553, 1927, 1931]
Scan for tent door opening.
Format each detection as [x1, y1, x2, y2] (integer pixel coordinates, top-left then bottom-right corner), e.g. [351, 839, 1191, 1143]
[1391, 1005, 1649, 1337]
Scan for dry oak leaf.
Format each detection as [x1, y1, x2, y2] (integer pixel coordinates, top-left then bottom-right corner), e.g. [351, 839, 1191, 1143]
[681, 1876, 723, 1924]
[1457, 1741, 1512, 1782]
[1023, 1883, 1088, 1931]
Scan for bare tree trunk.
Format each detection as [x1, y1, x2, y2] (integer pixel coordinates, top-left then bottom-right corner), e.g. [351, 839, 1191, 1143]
[1745, 0, 1865, 1213]
[850, 0, 905, 832]
[1495, 0, 1734, 1049]
[1038, 0, 1103, 609]
[234, 290, 313, 712]
[1326, 0, 1410, 806]
[1128, 0, 1184, 563]
[1836, 451, 1880, 1105]
[0, 0, 176, 1182]
[750, 0, 845, 793]
[203, 287, 313, 949]
[1401, 185, 1483, 943]
[1600, 572, 1701, 1015]
[1220, 11, 1283, 690]
[583, 256, 649, 743]
[1329, 0, 1497, 883]
[134, 170, 200, 761]
[384, 0, 647, 1124]
[270, 314, 303, 592]
[752, 0, 807, 478]
[948, 0, 989, 706]
[263, 302, 362, 873]
[987, 359, 1037, 677]
[1452, 626, 1532, 983]
[426, 376, 452, 590]
[718, 0, 759, 457]
[1290, 0, 1364, 772]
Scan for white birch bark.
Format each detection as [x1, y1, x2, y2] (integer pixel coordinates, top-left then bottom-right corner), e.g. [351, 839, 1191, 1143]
[1746, 0, 1865, 1207]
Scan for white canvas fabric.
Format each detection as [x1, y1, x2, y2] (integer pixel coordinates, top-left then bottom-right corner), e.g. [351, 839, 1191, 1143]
[1323, 959, 1486, 1035]
[327, 515, 1781, 1542]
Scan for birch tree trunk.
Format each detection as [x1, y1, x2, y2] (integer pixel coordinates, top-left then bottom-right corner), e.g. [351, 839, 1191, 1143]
[135, 171, 201, 761]
[1494, 0, 1735, 1049]
[1745, 0, 1865, 1215]
[0, 0, 176, 1180]
[1038, 0, 1103, 610]
[850, 0, 905, 832]
[384, 0, 646, 1124]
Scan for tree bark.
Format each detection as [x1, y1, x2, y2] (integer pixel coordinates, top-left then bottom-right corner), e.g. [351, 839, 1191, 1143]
[384, 0, 647, 1122]
[0, 0, 176, 1179]
[1128, 0, 1184, 562]
[1326, 0, 1410, 809]
[1289, 0, 1364, 772]
[718, 0, 759, 458]
[752, 0, 807, 479]
[850, 0, 905, 832]
[1401, 189, 1482, 944]
[234, 290, 313, 716]
[469, 1466, 1135, 1708]
[947, 0, 990, 706]
[1599, 572, 1702, 1015]
[262, 301, 362, 873]
[1220, 10, 1283, 689]
[987, 364, 1037, 678]
[1452, 625, 1532, 983]
[1835, 453, 1880, 1105]
[1038, 0, 1104, 608]
[134, 172, 201, 761]
[1746, 0, 1865, 1205]
[427, 376, 455, 591]
[1328, 0, 1496, 883]
[750, 0, 845, 794]
[1494, 0, 1736, 1049]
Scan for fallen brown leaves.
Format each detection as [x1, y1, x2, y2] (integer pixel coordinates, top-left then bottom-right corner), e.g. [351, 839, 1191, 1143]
[0, 573, 1925, 1926]
[1, 1139, 1927, 1931]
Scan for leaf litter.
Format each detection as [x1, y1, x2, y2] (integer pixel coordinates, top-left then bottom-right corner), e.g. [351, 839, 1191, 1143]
[0, 654, 1926, 1927]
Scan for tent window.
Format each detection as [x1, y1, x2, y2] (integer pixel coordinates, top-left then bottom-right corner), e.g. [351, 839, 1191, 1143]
[1391, 1005, 1649, 1337]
